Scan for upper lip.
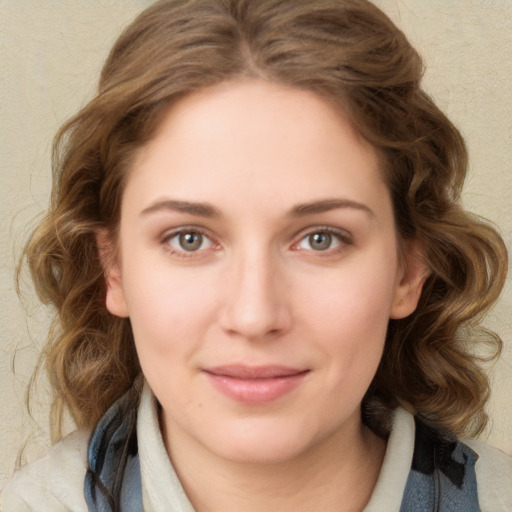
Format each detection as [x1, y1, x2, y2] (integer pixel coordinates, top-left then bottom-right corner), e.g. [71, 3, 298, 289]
[204, 365, 309, 380]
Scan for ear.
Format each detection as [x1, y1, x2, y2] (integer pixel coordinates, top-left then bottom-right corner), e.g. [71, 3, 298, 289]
[96, 229, 129, 318]
[390, 240, 429, 320]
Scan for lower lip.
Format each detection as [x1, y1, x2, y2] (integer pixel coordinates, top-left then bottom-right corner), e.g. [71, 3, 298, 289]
[204, 371, 308, 405]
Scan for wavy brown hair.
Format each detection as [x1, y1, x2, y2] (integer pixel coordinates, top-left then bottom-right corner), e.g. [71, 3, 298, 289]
[21, 0, 507, 440]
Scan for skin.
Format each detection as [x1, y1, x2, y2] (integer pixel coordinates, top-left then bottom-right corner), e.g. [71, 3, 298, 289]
[104, 79, 426, 511]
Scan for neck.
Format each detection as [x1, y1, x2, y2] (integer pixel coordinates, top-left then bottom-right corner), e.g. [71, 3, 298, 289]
[163, 413, 386, 512]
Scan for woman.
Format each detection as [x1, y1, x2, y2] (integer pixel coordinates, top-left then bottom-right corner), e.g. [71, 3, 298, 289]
[2, 0, 510, 510]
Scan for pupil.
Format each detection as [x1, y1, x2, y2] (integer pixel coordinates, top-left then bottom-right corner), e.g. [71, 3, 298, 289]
[180, 232, 202, 251]
[310, 232, 331, 250]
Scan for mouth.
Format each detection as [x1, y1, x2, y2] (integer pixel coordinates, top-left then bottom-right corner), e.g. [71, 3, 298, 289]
[203, 365, 310, 404]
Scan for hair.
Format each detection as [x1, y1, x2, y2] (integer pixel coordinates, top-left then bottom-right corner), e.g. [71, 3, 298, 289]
[20, 0, 507, 441]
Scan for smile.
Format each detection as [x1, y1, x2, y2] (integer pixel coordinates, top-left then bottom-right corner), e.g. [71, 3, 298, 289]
[203, 365, 310, 405]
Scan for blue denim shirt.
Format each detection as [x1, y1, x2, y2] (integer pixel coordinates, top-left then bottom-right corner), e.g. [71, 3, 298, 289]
[84, 389, 480, 511]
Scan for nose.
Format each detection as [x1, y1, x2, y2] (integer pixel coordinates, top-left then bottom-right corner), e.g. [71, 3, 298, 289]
[219, 249, 292, 341]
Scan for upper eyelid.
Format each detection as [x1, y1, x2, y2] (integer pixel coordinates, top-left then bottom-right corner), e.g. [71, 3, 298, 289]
[294, 225, 352, 242]
[161, 225, 215, 241]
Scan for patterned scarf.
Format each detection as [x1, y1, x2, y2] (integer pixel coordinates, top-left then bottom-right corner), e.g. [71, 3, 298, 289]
[84, 389, 480, 511]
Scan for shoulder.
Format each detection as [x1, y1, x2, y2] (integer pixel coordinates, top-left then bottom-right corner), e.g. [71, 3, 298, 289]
[373, 409, 512, 512]
[463, 438, 512, 511]
[1, 430, 90, 512]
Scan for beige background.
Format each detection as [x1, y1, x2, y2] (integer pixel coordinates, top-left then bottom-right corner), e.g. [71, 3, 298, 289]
[1, 0, 511, 488]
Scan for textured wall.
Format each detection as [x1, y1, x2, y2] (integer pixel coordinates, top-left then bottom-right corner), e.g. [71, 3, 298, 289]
[1, 0, 511, 488]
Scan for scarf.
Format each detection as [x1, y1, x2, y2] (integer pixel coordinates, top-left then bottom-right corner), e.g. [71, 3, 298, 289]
[84, 388, 480, 511]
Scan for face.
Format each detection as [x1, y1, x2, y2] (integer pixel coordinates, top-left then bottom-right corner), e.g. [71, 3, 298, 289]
[105, 80, 424, 465]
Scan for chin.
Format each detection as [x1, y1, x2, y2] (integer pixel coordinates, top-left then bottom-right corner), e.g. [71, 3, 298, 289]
[203, 419, 321, 465]
[217, 440, 308, 465]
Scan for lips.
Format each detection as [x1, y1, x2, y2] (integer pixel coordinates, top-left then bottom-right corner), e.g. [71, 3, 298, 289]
[203, 365, 309, 404]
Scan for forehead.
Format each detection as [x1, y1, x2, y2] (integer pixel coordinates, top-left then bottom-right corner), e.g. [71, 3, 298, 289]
[124, 79, 389, 219]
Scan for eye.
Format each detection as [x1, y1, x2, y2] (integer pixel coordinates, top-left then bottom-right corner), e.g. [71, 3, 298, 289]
[165, 230, 214, 253]
[295, 229, 347, 252]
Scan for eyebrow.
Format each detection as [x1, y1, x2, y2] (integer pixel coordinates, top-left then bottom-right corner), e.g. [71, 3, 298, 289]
[140, 197, 373, 219]
[140, 199, 220, 218]
[290, 198, 374, 217]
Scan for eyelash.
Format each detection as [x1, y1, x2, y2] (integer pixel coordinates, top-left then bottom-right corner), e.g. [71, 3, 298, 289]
[160, 226, 353, 258]
[161, 227, 218, 258]
[292, 226, 353, 255]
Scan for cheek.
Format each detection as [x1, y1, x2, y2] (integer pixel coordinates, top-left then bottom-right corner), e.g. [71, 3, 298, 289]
[122, 264, 222, 406]
[298, 254, 397, 331]
[294, 251, 398, 375]
[121, 256, 221, 358]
